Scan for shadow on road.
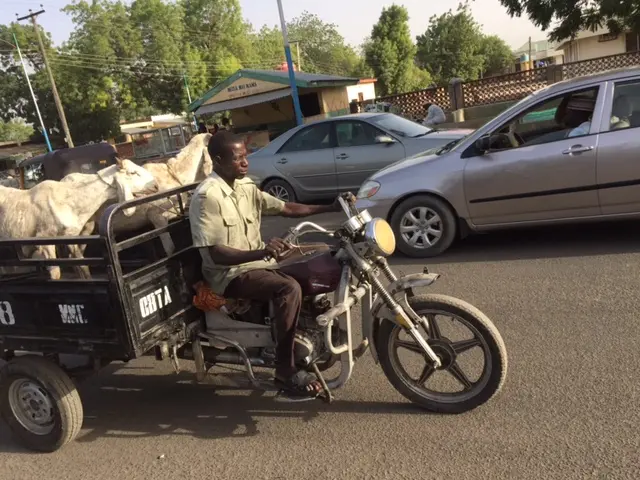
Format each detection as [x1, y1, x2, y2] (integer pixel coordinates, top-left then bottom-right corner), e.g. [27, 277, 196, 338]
[392, 221, 640, 266]
[0, 366, 427, 452]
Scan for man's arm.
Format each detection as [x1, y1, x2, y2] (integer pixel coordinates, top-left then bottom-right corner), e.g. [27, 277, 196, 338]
[280, 202, 337, 218]
[209, 236, 291, 265]
[207, 245, 266, 266]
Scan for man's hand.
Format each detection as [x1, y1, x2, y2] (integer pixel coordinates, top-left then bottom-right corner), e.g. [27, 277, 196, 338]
[264, 237, 291, 260]
[332, 192, 356, 212]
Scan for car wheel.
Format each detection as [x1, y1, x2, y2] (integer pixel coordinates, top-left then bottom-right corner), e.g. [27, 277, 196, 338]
[263, 179, 296, 202]
[390, 195, 457, 257]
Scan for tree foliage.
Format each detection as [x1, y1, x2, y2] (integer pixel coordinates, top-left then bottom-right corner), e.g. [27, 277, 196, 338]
[365, 5, 417, 95]
[416, 3, 512, 84]
[499, 0, 640, 43]
[0, 119, 34, 144]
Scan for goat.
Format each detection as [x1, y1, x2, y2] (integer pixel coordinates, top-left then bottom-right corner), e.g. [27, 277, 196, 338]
[64, 133, 212, 255]
[0, 158, 157, 280]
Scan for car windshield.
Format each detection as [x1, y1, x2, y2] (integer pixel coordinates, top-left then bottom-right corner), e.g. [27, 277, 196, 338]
[370, 114, 433, 138]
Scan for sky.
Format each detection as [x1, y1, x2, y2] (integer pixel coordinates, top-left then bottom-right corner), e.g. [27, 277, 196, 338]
[0, 0, 546, 52]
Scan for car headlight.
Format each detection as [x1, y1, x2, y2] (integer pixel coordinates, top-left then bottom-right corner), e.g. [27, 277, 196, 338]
[357, 180, 381, 199]
[364, 218, 396, 256]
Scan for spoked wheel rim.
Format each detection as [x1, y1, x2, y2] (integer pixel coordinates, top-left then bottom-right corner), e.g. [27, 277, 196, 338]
[387, 309, 492, 403]
[400, 207, 443, 249]
[267, 185, 290, 201]
[8, 378, 56, 435]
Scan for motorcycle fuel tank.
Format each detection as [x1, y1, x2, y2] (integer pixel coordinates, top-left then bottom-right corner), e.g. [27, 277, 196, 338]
[277, 244, 342, 295]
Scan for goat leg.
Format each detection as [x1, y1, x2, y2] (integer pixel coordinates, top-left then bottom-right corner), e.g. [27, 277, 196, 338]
[68, 244, 92, 279]
[147, 209, 175, 255]
[33, 245, 60, 280]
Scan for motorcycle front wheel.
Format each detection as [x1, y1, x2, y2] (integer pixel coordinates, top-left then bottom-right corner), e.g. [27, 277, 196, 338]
[376, 294, 507, 414]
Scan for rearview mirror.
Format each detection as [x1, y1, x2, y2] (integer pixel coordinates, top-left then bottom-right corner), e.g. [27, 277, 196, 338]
[375, 135, 396, 145]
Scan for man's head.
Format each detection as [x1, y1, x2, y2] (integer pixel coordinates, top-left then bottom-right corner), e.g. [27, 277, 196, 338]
[197, 122, 207, 133]
[221, 117, 230, 128]
[424, 103, 433, 114]
[207, 130, 248, 181]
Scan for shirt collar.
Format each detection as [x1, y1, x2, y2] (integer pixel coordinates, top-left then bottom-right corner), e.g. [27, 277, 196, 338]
[209, 172, 236, 198]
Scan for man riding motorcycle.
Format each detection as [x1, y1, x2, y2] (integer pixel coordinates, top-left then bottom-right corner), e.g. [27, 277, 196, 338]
[190, 130, 346, 398]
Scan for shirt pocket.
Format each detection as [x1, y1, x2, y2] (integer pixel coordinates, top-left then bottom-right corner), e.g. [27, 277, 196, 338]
[222, 215, 242, 247]
[244, 215, 262, 249]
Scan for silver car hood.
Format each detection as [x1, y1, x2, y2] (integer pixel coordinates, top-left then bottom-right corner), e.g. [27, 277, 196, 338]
[371, 152, 441, 179]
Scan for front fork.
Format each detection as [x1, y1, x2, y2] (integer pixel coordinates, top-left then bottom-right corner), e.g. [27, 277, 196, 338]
[371, 258, 442, 368]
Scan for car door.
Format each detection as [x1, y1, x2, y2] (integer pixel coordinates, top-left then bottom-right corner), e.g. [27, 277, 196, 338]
[463, 84, 604, 226]
[595, 77, 640, 214]
[275, 122, 337, 197]
[332, 120, 406, 193]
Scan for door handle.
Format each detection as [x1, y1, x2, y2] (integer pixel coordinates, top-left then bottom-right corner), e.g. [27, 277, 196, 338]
[336, 153, 349, 160]
[562, 145, 594, 155]
[277, 158, 288, 164]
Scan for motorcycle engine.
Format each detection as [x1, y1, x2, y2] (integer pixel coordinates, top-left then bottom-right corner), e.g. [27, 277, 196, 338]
[293, 294, 332, 366]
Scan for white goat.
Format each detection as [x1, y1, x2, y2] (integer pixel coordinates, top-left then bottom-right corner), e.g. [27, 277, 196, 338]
[0, 159, 157, 280]
[64, 133, 212, 255]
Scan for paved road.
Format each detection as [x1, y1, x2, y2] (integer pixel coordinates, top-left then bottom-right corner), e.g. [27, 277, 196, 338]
[2, 216, 640, 479]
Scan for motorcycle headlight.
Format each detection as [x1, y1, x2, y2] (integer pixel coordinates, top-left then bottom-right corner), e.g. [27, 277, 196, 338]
[364, 218, 396, 256]
[357, 180, 381, 199]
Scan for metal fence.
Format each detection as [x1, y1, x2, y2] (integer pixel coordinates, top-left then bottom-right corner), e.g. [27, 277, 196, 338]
[367, 51, 640, 114]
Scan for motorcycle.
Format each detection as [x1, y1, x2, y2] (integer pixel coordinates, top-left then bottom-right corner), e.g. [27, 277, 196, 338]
[189, 195, 508, 413]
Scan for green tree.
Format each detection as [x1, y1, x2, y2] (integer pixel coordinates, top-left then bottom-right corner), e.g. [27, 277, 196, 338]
[365, 5, 417, 95]
[416, 3, 513, 84]
[0, 119, 34, 144]
[247, 12, 367, 77]
[499, 0, 640, 42]
[416, 3, 484, 84]
[478, 35, 513, 77]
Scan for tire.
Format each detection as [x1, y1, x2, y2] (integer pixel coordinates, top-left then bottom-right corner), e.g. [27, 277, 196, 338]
[390, 195, 457, 257]
[263, 179, 296, 203]
[0, 355, 83, 452]
[376, 294, 507, 414]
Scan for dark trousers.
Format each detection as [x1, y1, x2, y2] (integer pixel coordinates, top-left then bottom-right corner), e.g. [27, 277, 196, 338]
[224, 269, 302, 376]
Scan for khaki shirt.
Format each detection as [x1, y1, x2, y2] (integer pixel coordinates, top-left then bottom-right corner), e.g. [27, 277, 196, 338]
[189, 173, 285, 294]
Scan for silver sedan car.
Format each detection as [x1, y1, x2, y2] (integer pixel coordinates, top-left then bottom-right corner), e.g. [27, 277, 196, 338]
[356, 67, 640, 257]
[248, 113, 471, 202]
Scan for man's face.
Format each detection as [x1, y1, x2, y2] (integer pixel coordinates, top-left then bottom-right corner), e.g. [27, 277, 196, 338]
[218, 142, 249, 180]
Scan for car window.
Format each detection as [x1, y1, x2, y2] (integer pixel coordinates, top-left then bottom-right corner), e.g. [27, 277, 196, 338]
[335, 121, 383, 147]
[486, 86, 600, 151]
[369, 113, 432, 138]
[605, 79, 640, 132]
[279, 123, 332, 153]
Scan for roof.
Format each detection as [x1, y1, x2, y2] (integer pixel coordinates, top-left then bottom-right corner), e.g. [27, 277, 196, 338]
[188, 69, 359, 112]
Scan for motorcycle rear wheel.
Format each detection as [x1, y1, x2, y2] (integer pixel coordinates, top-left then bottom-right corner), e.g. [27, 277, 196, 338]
[377, 294, 507, 414]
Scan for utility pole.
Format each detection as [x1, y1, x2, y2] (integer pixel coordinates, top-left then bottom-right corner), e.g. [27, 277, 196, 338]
[183, 72, 198, 130]
[291, 40, 302, 70]
[18, 8, 74, 147]
[276, 0, 303, 126]
[528, 36, 533, 70]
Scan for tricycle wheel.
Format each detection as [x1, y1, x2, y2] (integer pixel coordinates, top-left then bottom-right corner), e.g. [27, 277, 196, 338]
[0, 355, 83, 452]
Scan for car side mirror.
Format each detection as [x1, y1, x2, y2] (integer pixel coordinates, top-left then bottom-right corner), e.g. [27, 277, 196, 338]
[375, 135, 396, 145]
[475, 135, 492, 153]
[475, 133, 509, 153]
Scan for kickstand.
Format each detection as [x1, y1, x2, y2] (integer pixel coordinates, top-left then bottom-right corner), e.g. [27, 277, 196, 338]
[311, 363, 333, 404]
